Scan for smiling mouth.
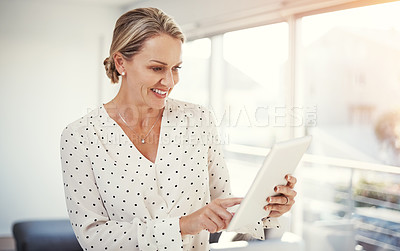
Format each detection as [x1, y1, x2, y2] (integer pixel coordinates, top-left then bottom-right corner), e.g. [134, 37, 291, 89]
[151, 88, 168, 96]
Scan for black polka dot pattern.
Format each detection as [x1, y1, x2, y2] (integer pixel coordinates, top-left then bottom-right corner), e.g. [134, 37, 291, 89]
[60, 99, 236, 250]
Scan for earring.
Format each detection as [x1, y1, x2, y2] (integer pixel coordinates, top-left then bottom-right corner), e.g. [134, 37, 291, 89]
[121, 71, 125, 76]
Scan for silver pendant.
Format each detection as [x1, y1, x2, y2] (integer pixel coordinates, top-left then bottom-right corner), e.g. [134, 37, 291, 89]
[141, 139, 145, 144]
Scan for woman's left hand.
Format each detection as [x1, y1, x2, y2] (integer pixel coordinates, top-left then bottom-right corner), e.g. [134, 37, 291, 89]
[265, 174, 297, 217]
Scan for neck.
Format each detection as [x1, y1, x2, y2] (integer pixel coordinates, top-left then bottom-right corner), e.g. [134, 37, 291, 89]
[111, 97, 162, 129]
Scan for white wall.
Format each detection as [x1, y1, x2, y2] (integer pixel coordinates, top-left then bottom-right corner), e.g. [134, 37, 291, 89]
[0, 0, 120, 236]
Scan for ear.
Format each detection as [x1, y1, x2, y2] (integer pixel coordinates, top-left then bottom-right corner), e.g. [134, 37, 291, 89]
[113, 52, 125, 74]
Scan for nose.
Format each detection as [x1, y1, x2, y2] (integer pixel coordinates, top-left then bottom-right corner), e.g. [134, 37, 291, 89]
[161, 70, 175, 88]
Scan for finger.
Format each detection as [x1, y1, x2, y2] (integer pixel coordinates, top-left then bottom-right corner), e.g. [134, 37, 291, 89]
[208, 203, 233, 221]
[268, 202, 295, 217]
[201, 217, 219, 233]
[218, 197, 243, 209]
[265, 204, 291, 214]
[285, 174, 297, 188]
[267, 195, 289, 205]
[275, 185, 297, 198]
[204, 208, 226, 232]
[268, 210, 284, 217]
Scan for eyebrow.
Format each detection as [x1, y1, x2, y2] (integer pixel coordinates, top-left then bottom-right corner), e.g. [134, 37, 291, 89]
[150, 60, 182, 66]
[150, 60, 167, 65]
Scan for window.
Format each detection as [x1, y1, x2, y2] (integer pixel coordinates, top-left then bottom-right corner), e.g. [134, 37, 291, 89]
[170, 38, 211, 107]
[173, 2, 400, 249]
[301, 2, 400, 165]
[221, 23, 289, 148]
[300, 2, 400, 250]
[219, 23, 289, 196]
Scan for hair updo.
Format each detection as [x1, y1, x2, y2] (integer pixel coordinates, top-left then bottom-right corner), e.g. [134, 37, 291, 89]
[104, 7, 185, 84]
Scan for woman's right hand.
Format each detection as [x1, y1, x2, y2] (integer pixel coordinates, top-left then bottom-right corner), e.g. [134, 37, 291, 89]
[179, 197, 242, 236]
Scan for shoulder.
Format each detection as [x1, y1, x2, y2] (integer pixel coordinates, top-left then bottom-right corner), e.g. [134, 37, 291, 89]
[166, 98, 212, 118]
[166, 98, 218, 131]
[60, 106, 103, 138]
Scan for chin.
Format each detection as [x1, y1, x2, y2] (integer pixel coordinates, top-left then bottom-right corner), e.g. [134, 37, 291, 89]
[149, 98, 167, 110]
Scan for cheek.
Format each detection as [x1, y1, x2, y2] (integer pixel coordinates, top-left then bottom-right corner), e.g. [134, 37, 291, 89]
[173, 73, 180, 85]
[139, 73, 162, 87]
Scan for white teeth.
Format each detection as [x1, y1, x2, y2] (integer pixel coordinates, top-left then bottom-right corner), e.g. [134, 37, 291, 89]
[152, 89, 167, 95]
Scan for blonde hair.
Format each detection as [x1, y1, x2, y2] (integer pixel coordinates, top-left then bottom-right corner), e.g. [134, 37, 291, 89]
[104, 7, 185, 84]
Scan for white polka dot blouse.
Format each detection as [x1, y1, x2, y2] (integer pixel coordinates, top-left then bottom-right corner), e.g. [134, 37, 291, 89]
[60, 98, 278, 251]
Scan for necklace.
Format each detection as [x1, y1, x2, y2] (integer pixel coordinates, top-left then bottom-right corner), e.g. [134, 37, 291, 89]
[111, 100, 162, 144]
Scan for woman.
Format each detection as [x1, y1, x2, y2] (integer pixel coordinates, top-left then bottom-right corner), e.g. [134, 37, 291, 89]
[60, 7, 297, 250]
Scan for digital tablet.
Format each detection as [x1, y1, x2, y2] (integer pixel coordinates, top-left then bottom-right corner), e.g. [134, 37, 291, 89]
[226, 136, 312, 232]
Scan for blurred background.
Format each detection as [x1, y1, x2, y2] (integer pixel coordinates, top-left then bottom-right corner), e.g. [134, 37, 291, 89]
[1, 0, 400, 250]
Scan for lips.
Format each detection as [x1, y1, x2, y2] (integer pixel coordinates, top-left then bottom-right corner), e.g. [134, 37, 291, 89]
[151, 88, 168, 95]
[150, 88, 169, 98]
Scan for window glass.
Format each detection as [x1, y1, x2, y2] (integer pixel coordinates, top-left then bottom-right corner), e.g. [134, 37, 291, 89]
[222, 23, 288, 148]
[170, 38, 210, 107]
[220, 23, 288, 196]
[301, 2, 400, 165]
[301, 3, 400, 250]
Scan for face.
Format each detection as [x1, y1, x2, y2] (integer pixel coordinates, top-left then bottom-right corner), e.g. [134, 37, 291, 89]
[117, 34, 183, 110]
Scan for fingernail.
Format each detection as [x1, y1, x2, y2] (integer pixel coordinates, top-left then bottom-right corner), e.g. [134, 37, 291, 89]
[274, 186, 279, 192]
[267, 197, 270, 203]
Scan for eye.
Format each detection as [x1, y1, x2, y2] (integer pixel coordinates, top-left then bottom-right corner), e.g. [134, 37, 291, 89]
[152, 67, 164, 72]
[173, 66, 182, 72]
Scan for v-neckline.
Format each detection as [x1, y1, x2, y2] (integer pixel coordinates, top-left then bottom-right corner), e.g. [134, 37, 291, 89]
[101, 103, 165, 165]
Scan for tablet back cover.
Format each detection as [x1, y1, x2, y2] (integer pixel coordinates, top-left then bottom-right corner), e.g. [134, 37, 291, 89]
[227, 136, 311, 232]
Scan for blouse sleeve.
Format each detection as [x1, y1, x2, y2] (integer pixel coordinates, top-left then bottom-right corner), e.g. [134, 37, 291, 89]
[60, 126, 184, 251]
[206, 109, 232, 201]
